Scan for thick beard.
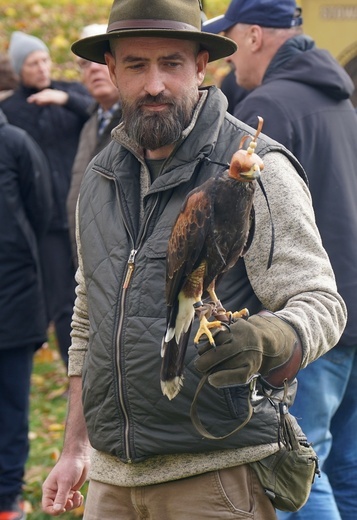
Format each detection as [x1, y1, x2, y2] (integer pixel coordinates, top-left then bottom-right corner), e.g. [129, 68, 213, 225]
[122, 92, 197, 150]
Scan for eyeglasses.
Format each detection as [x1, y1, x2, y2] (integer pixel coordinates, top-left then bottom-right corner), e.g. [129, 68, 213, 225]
[77, 59, 93, 70]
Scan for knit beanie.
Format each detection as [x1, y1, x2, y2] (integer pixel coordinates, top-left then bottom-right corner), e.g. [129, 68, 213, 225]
[9, 31, 49, 75]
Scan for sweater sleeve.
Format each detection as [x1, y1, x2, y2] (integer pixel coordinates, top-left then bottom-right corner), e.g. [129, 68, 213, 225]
[68, 196, 89, 377]
[245, 152, 347, 366]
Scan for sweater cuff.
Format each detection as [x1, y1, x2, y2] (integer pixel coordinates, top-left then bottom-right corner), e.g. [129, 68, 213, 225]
[68, 347, 86, 376]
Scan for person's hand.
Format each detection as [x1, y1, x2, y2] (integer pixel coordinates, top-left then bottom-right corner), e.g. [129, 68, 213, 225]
[194, 313, 302, 388]
[27, 89, 69, 106]
[42, 454, 90, 516]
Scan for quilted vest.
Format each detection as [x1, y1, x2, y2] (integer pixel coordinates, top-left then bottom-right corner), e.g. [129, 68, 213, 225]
[78, 86, 306, 462]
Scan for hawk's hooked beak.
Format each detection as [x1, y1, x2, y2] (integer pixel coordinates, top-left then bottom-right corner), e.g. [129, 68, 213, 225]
[240, 163, 261, 181]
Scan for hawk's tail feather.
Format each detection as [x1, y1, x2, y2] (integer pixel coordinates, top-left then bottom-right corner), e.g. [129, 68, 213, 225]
[160, 324, 192, 400]
[161, 376, 184, 401]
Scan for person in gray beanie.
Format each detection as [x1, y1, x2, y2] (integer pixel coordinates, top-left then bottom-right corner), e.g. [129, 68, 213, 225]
[0, 32, 93, 372]
[9, 31, 49, 76]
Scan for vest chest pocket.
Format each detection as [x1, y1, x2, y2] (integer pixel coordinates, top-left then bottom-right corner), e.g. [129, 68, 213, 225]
[133, 226, 172, 318]
[145, 226, 172, 259]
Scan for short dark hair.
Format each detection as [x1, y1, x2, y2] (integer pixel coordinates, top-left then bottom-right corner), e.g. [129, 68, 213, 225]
[0, 52, 19, 91]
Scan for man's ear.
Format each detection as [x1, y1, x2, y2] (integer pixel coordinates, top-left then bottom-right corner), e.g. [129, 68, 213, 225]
[249, 25, 263, 52]
[104, 52, 118, 88]
[196, 49, 209, 86]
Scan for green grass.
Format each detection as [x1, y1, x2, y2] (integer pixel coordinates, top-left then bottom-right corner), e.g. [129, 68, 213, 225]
[25, 333, 86, 519]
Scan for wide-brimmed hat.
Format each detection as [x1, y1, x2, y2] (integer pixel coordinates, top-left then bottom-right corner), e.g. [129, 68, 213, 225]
[71, 0, 237, 64]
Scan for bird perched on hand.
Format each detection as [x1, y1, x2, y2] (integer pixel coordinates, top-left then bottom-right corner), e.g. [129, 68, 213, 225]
[161, 117, 264, 400]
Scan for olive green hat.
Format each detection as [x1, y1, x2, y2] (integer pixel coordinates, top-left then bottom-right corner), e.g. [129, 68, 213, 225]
[71, 0, 237, 63]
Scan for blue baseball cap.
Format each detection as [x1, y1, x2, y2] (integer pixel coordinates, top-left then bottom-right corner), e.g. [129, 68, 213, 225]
[203, 0, 302, 34]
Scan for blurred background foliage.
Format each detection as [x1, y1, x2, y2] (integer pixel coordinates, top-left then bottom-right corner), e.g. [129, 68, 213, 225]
[0, 0, 231, 84]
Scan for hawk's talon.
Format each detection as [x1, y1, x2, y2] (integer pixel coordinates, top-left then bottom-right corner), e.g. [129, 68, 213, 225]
[231, 308, 250, 321]
[193, 315, 223, 345]
[218, 321, 231, 333]
[194, 305, 248, 345]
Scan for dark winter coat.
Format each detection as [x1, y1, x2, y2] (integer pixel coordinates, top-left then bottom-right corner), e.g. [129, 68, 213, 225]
[0, 109, 52, 349]
[0, 80, 92, 231]
[234, 35, 357, 349]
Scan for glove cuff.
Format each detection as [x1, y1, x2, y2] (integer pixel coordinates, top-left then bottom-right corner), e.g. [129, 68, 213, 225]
[257, 311, 303, 387]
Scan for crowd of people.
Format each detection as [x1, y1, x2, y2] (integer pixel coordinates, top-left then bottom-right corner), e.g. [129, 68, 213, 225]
[0, 0, 356, 519]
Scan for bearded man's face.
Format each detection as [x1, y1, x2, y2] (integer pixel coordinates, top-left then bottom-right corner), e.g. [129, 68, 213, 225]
[104, 37, 208, 151]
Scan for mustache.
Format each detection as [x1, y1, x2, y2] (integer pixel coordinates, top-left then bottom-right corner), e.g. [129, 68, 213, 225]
[136, 93, 174, 107]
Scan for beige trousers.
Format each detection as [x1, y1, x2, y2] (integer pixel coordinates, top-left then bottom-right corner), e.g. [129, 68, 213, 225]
[83, 464, 277, 519]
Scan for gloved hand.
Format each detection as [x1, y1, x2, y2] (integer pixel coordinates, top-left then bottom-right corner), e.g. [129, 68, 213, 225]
[194, 312, 302, 388]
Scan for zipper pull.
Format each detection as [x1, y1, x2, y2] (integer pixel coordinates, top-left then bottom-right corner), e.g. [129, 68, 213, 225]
[123, 249, 137, 289]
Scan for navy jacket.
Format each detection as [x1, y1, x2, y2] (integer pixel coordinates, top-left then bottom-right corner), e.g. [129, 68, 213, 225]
[235, 35, 357, 348]
[0, 109, 52, 349]
[0, 80, 92, 230]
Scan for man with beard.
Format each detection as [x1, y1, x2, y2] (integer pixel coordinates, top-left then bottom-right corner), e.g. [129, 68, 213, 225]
[41, 1, 346, 519]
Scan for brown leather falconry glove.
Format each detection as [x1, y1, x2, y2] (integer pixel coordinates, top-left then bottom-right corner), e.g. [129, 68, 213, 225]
[194, 312, 303, 388]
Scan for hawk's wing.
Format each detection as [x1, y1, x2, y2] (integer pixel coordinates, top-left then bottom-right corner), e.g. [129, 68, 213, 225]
[166, 180, 215, 307]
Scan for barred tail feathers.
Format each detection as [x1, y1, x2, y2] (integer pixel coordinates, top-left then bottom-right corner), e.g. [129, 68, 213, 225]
[160, 296, 195, 399]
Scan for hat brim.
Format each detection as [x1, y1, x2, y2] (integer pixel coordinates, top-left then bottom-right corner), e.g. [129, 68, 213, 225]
[71, 29, 237, 64]
[202, 15, 235, 35]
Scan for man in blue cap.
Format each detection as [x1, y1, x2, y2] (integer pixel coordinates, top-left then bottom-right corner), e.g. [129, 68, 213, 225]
[204, 2, 357, 520]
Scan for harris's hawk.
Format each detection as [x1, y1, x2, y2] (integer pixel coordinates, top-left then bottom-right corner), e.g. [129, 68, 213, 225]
[161, 117, 264, 400]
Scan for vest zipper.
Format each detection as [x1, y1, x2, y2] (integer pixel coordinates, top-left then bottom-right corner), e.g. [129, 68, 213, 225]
[94, 166, 160, 461]
[116, 270, 134, 463]
[115, 196, 159, 462]
[123, 249, 137, 289]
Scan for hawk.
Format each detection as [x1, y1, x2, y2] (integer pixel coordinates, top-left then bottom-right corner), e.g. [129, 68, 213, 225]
[161, 117, 264, 400]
